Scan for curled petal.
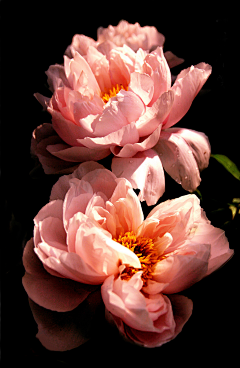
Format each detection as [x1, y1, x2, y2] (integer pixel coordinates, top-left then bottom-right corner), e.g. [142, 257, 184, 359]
[128, 72, 154, 105]
[64, 52, 100, 95]
[191, 222, 234, 276]
[154, 129, 202, 191]
[153, 242, 211, 293]
[135, 90, 174, 137]
[164, 63, 212, 129]
[166, 127, 211, 171]
[112, 149, 165, 205]
[78, 122, 139, 150]
[101, 273, 159, 332]
[111, 124, 161, 157]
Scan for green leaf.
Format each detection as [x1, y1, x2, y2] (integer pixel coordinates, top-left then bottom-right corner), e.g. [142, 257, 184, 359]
[211, 154, 240, 181]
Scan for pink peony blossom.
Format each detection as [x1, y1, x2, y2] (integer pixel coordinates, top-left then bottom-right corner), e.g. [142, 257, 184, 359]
[34, 44, 211, 205]
[65, 20, 184, 67]
[22, 163, 233, 349]
[66, 20, 165, 55]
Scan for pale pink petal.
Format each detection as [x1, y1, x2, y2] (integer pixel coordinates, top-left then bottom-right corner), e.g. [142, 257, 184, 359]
[49, 107, 89, 146]
[78, 122, 139, 149]
[81, 168, 117, 199]
[47, 143, 110, 162]
[74, 221, 141, 276]
[39, 217, 67, 251]
[34, 200, 64, 245]
[153, 242, 211, 293]
[28, 288, 102, 351]
[50, 162, 105, 201]
[164, 63, 212, 129]
[145, 47, 171, 105]
[128, 72, 154, 105]
[191, 222, 234, 276]
[112, 149, 165, 205]
[109, 48, 134, 86]
[146, 194, 203, 249]
[85, 46, 112, 92]
[111, 124, 161, 158]
[142, 25, 165, 49]
[167, 127, 211, 171]
[101, 273, 160, 332]
[154, 129, 202, 191]
[66, 34, 97, 57]
[114, 90, 145, 123]
[62, 178, 93, 229]
[135, 90, 174, 137]
[64, 53, 100, 95]
[110, 178, 144, 234]
[22, 239, 95, 312]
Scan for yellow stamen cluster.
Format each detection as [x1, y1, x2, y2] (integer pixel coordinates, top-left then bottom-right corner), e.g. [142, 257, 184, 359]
[101, 84, 128, 103]
[114, 231, 161, 286]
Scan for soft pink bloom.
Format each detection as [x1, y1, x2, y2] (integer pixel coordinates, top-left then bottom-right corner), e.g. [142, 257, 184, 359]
[22, 163, 233, 349]
[67, 20, 165, 55]
[65, 20, 184, 67]
[34, 44, 211, 205]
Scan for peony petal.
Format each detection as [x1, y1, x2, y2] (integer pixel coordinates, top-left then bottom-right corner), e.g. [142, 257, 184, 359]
[101, 273, 160, 332]
[39, 217, 67, 251]
[112, 149, 165, 205]
[62, 178, 93, 229]
[47, 143, 110, 163]
[111, 124, 161, 158]
[153, 242, 211, 293]
[45, 64, 70, 92]
[64, 52, 101, 95]
[49, 107, 89, 146]
[34, 200, 64, 246]
[81, 168, 117, 199]
[154, 129, 202, 191]
[128, 72, 154, 105]
[110, 178, 144, 234]
[114, 90, 145, 123]
[50, 162, 105, 201]
[22, 239, 95, 312]
[85, 46, 112, 92]
[191, 222, 234, 276]
[164, 63, 212, 129]
[74, 221, 140, 276]
[65, 34, 97, 58]
[78, 122, 139, 149]
[166, 127, 211, 171]
[145, 47, 171, 105]
[135, 90, 174, 137]
[28, 288, 102, 351]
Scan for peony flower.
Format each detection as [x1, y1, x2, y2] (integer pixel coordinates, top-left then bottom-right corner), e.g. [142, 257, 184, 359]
[34, 44, 211, 205]
[65, 20, 183, 68]
[66, 20, 165, 55]
[22, 163, 233, 349]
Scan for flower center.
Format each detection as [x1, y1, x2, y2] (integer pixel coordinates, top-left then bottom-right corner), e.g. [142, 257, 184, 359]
[101, 84, 128, 103]
[114, 231, 162, 286]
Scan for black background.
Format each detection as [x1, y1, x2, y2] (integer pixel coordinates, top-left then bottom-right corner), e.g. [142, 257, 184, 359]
[1, 1, 239, 367]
